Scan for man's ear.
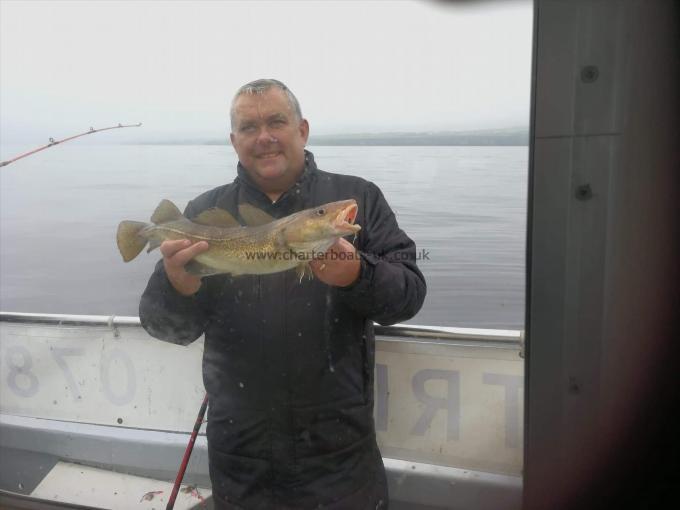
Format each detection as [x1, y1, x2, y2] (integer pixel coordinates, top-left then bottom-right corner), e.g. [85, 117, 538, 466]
[229, 132, 235, 146]
[299, 119, 310, 143]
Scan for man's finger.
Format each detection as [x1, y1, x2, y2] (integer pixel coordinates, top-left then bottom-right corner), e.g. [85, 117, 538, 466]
[160, 239, 191, 258]
[332, 237, 360, 255]
[171, 241, 210, 267]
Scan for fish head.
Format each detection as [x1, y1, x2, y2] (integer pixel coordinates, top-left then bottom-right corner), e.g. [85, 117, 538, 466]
[283, 200, 361, 251]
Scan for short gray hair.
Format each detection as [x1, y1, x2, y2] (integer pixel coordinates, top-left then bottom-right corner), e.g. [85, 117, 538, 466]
[230, 79, 303, 130]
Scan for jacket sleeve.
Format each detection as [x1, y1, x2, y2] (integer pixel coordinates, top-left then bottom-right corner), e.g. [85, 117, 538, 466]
[138, 201, 209, 345]
[336, 182, 427, 325]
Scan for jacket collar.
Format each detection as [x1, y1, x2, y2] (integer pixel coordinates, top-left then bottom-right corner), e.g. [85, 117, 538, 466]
[235, 150, 317, 209]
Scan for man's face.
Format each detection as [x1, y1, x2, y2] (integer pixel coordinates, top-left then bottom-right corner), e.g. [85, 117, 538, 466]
[230, 88, 309, 186]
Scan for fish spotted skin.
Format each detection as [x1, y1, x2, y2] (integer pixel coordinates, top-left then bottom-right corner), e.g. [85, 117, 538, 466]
[116, 199, 360, 278]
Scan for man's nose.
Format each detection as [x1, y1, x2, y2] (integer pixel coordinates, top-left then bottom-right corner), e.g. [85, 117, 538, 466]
[256, 127, 277, 144]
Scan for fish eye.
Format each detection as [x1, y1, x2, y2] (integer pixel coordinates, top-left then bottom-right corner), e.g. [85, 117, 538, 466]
[316, 208, 326, 216]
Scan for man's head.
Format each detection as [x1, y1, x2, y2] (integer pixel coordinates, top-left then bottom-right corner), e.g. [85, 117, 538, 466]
[229, 79, 309, 198]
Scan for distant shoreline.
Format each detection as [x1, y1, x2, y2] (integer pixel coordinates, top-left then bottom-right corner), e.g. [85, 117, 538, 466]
[126, 127, 530, 147]
[1, 128, 529, 148]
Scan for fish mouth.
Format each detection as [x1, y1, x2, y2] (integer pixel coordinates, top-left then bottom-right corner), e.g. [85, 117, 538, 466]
[335, 203, 361, 233]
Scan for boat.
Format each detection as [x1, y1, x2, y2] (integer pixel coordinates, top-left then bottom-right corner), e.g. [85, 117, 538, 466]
[1, 0, 678, 508]
[0, 313, 523, 509]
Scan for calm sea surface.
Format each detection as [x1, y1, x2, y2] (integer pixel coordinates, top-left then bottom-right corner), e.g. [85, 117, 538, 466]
[0, 144, 528, 329]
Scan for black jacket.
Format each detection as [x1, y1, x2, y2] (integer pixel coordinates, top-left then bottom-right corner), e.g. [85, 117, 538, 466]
[139, 151, 426, 509]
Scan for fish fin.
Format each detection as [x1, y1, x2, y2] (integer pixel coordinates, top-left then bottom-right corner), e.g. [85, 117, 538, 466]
[287, 242, 310, 252]
[150, 199, 183, 224]
[185, 260, 220, 277]
[238, 203, 275, 227]
[275, 230, 288, 251]
[295, 263, 314, 283]
[116, 221, 148, 262]
[146, 238, 162, 253]
[193, 208, 240, 228]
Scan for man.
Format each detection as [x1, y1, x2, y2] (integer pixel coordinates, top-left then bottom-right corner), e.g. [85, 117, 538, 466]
[139, 79, 426, 509]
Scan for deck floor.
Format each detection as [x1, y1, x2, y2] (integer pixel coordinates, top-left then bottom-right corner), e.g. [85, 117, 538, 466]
[31, 462, 212, 510]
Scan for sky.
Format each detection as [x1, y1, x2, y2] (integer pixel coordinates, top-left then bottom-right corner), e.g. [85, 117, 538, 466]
[0, 0, 533, 145]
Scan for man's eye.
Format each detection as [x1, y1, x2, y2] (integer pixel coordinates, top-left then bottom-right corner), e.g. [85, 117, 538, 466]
[240, 125, 256, 133]
[270, 120, 286, 128]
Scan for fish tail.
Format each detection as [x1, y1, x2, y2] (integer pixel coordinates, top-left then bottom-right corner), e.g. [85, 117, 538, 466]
[117, 221, 148, 262]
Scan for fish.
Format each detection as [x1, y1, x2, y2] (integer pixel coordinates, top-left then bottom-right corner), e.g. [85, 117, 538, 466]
[116, 199, 361, 280]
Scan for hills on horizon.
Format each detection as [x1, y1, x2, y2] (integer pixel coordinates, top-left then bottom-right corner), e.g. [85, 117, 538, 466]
[133, 127, 529, 147]
[308, 127, 528, 146]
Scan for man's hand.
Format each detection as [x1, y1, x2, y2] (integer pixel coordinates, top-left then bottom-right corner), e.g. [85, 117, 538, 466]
[160, 239, 210, 296]
[309, 238, 361, 287]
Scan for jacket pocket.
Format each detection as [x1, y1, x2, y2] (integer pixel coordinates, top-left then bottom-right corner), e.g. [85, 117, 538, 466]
[293, 398, 374, 460]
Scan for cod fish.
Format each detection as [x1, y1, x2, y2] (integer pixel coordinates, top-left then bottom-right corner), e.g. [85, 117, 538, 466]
[116, 199, 361, 279]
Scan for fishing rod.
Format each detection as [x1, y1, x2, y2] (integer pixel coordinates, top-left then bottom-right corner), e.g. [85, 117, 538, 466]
[166, 393, 209, 510]
[0, 122, 142, 167]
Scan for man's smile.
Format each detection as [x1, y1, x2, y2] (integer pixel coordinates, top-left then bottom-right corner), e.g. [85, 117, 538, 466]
[256, 151, 281, 159]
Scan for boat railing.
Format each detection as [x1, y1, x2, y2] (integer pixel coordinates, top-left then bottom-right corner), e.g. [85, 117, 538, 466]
[0, 311, 522, 345]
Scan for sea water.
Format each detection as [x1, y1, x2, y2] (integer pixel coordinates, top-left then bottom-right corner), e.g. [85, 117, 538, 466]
[0, 144, 527, 329]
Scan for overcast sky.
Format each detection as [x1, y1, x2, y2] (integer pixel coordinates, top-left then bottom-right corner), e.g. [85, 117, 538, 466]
[0, 0, 532, 145]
